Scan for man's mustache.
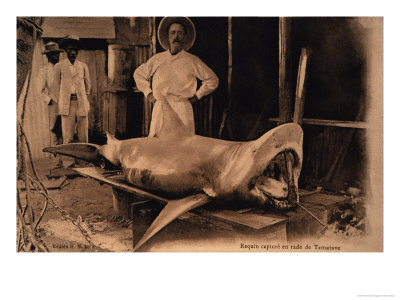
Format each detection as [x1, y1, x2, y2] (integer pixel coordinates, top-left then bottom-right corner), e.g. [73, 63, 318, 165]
[173, 38, 181, 43]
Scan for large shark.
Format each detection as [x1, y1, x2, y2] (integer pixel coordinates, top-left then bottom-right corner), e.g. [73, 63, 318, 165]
[44, 95, 303, 250]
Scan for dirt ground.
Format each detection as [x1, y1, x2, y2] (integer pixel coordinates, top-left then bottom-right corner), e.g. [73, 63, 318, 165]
[18, 158, 133, 252]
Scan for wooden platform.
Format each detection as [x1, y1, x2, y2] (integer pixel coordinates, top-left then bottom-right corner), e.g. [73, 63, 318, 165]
[74, 167, 347, 246]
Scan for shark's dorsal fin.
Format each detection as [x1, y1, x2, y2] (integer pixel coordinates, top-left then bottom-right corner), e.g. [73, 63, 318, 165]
[155, 95, 192, 139]
[99, 131, 121, 166]
[106, 131, 117, 143]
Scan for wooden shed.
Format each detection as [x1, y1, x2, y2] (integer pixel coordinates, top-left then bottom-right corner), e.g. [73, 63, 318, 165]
[20, 17, 382, 196]
[23, 17, 223, 160]
[22, 17, 154, 159]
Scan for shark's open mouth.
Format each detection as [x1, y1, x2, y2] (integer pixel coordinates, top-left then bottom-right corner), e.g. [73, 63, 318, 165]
[250, 150, 299, 210]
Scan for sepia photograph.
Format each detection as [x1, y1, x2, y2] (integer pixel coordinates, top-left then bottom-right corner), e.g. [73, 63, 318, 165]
[7, 3, 398, 298]
[16, 16, 383, 253]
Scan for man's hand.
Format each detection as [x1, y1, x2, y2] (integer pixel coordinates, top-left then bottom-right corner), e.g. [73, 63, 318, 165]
[147, 93, 157, 104]
[188, 95, 198, 104]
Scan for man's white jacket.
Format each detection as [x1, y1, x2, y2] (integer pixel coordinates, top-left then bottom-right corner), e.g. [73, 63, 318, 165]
[53, 59, 91, 116]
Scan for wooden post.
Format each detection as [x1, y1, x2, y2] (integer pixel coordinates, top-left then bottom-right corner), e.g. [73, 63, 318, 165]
[293, 48, 311, 125]
[105, 45, 137, 136]
[103, 92, 109, 134]
[150, 17, 157, 56]
[218, 17, 233, 139]
[131, 200, 160, 249]
[279, 17, 292, 124]
[279, 17, 297, 203]
[142, 18, 156, 137]
[227, 17, 233, 104]
[208, 95, 213, 137]
[112, 188, 133, 218]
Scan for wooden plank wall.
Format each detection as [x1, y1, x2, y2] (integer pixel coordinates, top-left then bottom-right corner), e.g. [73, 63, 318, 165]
[130, 46, 151, 137]
[41, 17, 115, 39]
[193, 95, 216, 137]
[104, 45, 137, 137]
[104, 45, 152, 138]
[22, 39, 51, 160]
[301, 125, 367, 192]
[77, 50, 107, 141]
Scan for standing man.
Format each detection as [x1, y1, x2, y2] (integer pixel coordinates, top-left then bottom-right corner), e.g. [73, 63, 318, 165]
[54, 34, 91, 168]
[134, 17, 219, 136]
[39, 42, 63, 168]
[39, 42, 62, 148]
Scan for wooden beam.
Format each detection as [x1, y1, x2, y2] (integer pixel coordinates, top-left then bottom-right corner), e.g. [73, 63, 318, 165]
[270, 118, 368, 129]
[218, 17, 233, 139]
[208, 95, 213, 137]
[302, 118, 368, 129]
[194, 209, 287, 230]
[293, 48, 312, 125]
[278, 17, 297, 204]
[279, 17, 292, 124]
[150, 17, 157, 56]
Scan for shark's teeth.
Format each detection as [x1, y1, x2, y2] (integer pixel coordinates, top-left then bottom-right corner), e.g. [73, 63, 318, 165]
[265, 197, 295, 210]
[203, 186, 217, 197]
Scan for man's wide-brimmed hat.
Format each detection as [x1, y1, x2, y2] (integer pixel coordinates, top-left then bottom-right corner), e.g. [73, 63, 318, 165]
[59, 34, 81, 49]
[157, 17, 196, 51]
[42, 42, 63, 54]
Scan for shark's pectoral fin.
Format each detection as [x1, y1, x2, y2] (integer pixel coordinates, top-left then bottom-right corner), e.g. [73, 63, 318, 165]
[43, 143, 102, 165]
[133, 193, 210, 251]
